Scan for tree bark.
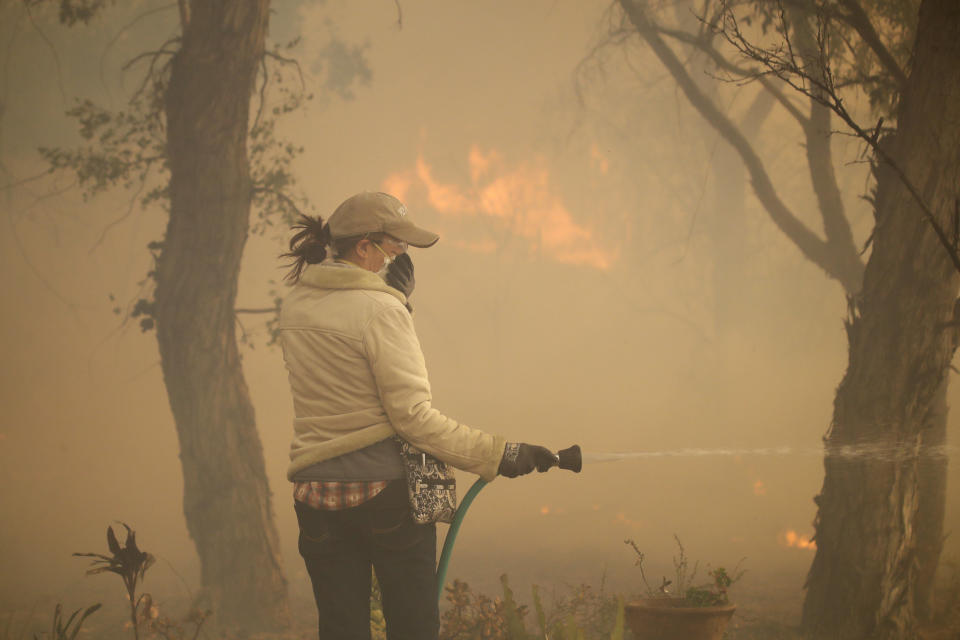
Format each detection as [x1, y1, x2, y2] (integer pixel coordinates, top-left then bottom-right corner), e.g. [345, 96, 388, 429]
[801, 1, 960, 636]
[914, 378, 947, 622]
[156, 0, 288, 631]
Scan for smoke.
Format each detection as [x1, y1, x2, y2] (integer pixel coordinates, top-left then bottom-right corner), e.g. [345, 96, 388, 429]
[0, 0, 958, 630]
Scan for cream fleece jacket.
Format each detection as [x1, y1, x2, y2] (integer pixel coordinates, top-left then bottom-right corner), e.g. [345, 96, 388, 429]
[280, 261, 507, 482]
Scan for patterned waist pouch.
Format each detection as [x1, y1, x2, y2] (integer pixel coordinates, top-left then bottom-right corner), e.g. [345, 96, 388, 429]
[396, 437, 457, 524]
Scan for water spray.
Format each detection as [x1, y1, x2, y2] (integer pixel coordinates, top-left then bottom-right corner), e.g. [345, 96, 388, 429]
[436, 441, 954, 601]
[582, 443, 954, 464]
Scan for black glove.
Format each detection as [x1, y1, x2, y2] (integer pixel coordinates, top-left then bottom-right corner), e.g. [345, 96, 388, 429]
[384, 253, 415, 312]
[498, 442, 557, 478]
[385, 253, 415, 297]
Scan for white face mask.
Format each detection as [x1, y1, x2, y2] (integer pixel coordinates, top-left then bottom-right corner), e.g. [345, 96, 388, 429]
[373, 242, 394, 279]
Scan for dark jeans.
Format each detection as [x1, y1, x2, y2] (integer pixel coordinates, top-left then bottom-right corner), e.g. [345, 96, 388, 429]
[295, 480, 439, 640]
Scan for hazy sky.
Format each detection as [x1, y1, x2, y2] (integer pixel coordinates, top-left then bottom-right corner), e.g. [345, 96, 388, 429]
[1, 0, 957, 627]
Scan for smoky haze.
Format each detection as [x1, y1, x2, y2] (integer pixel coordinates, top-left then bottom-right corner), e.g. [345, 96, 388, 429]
[1, 0, 957, 629]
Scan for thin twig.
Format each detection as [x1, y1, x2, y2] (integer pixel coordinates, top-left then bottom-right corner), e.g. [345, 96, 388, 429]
[264, 50, 305, 91]
[235, 314, 249, 344]
[24, 3, 66, 106]
[130, 43, 178, 105]
[0, 169, 51, 192]
[251, 185, 306, 218]
[99, 3, 177, 95]
[3, 202, 84, 322]
[89, 171, 149, 253]
[657, 25, 810, 126]
[122, 46, 177, 73]
[20, 177, 76, 212]
[625, 539, 657, 597]
[235, 307, 276, 314]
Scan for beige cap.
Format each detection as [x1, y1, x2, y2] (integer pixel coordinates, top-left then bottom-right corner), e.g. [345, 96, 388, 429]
[328, 191, 439, 248]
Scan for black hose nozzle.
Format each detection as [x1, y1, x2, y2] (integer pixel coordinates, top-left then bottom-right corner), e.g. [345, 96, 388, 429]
[557, 445, 582, 473]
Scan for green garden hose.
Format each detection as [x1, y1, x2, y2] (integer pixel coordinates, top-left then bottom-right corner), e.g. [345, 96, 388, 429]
[434, 444, 581, 603]
[436, 477, 488, 602]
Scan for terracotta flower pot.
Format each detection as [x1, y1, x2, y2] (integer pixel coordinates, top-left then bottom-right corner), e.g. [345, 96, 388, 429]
[624, 598, 736, 640]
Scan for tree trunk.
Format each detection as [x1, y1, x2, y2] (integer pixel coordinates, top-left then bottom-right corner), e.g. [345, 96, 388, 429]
[914, 378, 947, 622]
[156, 0, 288, 631]
[801, 1, 960, 637]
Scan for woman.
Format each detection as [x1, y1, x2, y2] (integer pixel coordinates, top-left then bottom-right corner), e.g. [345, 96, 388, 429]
[279, 191, 555, 639]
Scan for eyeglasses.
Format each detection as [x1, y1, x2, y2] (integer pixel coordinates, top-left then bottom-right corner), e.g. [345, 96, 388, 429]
[364, 233, 408, 258]
[380, 236, 408, 252]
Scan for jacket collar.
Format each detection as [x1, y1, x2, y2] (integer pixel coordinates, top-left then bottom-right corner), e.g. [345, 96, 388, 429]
[299, 261, 407, 305]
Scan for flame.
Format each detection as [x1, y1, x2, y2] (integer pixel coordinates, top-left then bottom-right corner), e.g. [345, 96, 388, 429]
[381, 172, 414, 204]
[382, 146, 615, 269]
[614, 512, 644, 530]
[540, 505, 550, 515]
[780, 529, 816, 550]
[753, 480, 767, 496]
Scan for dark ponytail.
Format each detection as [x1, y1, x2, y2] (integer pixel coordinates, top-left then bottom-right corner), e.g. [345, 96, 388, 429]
[281, 215, 331, 283]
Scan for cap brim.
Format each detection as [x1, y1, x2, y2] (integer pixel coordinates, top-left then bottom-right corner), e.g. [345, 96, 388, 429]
[385, 222, 439, 248]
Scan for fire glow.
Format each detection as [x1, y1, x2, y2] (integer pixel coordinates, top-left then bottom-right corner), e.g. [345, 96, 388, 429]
[781, 529, 816, 550]
[382, 146, 615, 269]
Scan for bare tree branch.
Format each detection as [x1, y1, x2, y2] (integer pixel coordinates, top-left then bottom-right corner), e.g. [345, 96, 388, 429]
[656, 25, 810, 126]
[122, 46, 177, 73]
[126, 38, 180, 103]
[0, 168, 50, 192]
[718, 4, 960, 274]
[24, 2, 66, 105]
[786, 4, 861, 283]
[236, 307, 277, 314]
[3, 206, 84, 320]
[89, 171, 149, 252]
[19, 175, 76, 213]
[251, 185, 306, 218]
[572, 20, 634, 112]
[264, 50, 305, 91]
[99, 3, 178, 95]
[618, 0, 864, 293]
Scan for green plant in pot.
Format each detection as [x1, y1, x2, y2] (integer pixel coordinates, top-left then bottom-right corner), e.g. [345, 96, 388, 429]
[623, 536, 743, 640]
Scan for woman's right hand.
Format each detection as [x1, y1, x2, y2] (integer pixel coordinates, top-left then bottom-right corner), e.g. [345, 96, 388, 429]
[498, 442, 558, 477]
[385, 253, 415, 299]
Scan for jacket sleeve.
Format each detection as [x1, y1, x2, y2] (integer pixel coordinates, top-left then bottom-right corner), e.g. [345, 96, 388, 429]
[363, 304, 506, 481]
